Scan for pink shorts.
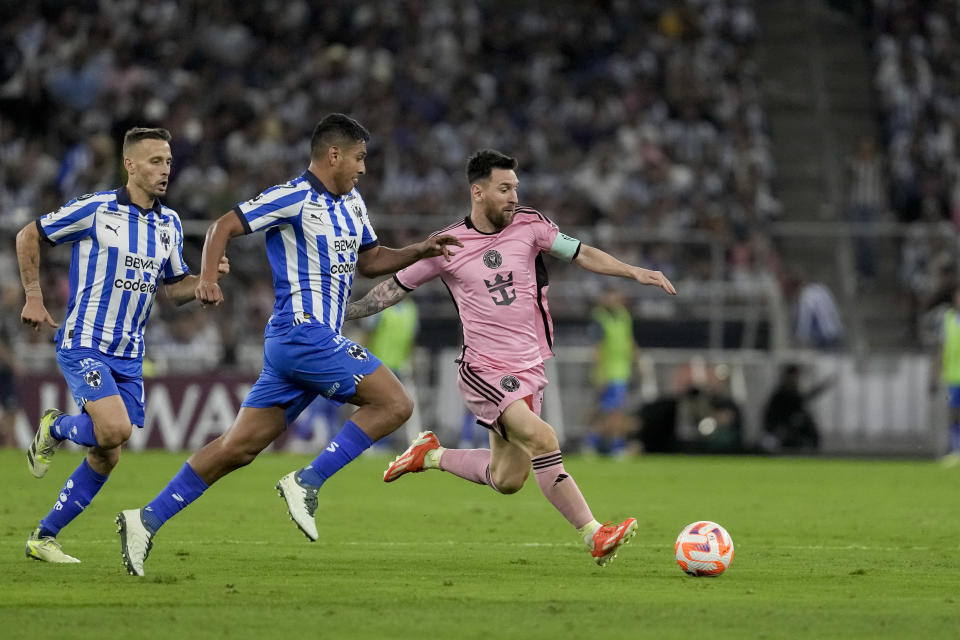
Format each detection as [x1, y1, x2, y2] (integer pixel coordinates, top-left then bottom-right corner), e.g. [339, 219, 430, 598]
[457, 360, 547, 440]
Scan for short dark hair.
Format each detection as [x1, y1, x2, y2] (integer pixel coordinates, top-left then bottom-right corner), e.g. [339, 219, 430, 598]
[122, 127, 171, 156]
[310, 113, 370, 158]
[466, 149, 517, 184]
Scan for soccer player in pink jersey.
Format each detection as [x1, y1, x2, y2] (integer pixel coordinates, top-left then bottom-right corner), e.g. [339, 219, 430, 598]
[346, 149, 676, 565]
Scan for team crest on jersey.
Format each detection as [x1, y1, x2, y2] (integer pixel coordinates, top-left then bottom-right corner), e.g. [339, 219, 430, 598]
[351, 204, 362, 217]
[347, 344, 368, 361]
[483, 250, 502, 269]
[160, 228, 171, 251]
[84, 370, 102, 389]
[500, 375, 520, 392]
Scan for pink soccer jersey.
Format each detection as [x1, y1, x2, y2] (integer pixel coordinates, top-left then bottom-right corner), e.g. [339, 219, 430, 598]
[395, 206, 578, 370]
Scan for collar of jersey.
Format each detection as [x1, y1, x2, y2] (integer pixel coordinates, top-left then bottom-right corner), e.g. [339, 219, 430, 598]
[116, 186, 162, 215]
[301, 170, 342, 200]
[464, 214, 501, 236]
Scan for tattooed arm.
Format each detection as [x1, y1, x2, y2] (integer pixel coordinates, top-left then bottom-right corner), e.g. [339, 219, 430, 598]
[345, 277, 410, 321]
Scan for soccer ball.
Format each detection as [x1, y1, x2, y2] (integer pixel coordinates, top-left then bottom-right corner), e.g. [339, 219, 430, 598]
[674, 521, 734, 577]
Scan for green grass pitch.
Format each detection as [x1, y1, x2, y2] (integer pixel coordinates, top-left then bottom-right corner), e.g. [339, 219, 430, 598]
[1, 449, 957, 639]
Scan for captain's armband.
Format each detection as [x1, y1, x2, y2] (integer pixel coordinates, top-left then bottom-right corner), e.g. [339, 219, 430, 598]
[548, 232, 582, 262]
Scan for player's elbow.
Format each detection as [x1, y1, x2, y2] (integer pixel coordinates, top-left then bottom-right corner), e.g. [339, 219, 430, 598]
[16, 221, 39, 248]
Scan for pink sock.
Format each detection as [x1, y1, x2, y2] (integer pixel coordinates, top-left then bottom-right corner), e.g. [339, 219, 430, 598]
[531, 450, 593, 528]
[439, 449, 500, 492]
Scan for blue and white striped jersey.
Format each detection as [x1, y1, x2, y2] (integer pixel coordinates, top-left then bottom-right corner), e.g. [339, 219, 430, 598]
[37, 187, 190, 359]
[234, 171, 378, 337]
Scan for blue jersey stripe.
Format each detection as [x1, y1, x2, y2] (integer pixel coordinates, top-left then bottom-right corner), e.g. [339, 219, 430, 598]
[244, 191, 308, 227]
[122, 294, 148, 358]
[146, 215, 156, 257]
[264, 228, 290, 317]
[324, 194, 343, 237]
[89, 246, 119, 349]
[316, 235, 332, 325]
[293, 221, 313, 318]
[338, 201, 358, 236]
[71, 235, 101, 348]
[44, 201, 100, 242]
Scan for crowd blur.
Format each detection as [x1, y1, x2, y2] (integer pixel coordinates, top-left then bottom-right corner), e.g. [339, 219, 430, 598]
[871, 0, 960, 345]
[0, 0, 781, 370]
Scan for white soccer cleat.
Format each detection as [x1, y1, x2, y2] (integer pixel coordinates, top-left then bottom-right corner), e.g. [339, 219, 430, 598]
[116, 509, 154, 576]
[25, 528, 81, 564]
[27, 409, 64, 478]
[276, 472, 319, 542]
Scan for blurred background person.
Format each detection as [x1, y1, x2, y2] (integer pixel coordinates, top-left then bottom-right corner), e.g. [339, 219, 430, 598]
[761, 364, 831, 454]
[939, 286, 960, 465]
[584, 287, 637, 456]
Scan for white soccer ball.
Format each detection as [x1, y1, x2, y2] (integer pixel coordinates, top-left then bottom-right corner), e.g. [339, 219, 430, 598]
[674, 521, 734, 577]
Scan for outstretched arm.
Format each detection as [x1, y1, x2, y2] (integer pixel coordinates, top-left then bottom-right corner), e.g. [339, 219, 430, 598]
[346, 278, 409, 321]
[356, 234, 462, 278]
[573, 243, 677, 295]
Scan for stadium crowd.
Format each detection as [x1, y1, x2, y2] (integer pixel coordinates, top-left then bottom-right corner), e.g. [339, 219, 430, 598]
[870, 0, 960, 344]
[0, 0, 774, 370]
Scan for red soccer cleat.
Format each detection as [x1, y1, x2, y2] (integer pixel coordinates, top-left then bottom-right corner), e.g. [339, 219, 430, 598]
[590, 518, 638, 566]
[383, 431, 441, 483]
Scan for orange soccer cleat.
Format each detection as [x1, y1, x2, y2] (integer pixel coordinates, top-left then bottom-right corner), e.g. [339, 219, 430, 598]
[383, 431, 441, 482]
[590, 518, 638, 566]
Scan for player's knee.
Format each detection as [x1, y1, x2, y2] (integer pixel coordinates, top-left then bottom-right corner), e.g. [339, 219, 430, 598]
[95, 419, 132, 449]
[491, 466, 529, 494]
[385, 390, 414, 426]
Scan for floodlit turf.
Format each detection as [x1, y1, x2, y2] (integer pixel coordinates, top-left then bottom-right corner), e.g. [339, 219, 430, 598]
[1, 448, 958, 639]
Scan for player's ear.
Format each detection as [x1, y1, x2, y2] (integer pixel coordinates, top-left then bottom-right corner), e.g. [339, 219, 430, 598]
[471, 183, 483, 202]
[123, 156, 135, 175]
[328, 145, 340, 165]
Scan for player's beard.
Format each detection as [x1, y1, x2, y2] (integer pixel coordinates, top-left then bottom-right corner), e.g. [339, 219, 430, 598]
[486, 203, 515, 230]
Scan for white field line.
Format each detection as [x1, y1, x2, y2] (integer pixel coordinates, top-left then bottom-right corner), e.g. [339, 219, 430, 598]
[70, 540, 931, 551]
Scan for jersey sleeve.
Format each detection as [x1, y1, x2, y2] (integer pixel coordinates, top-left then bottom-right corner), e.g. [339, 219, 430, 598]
[233, 183, 307, 234]
[528, 210, 581, 262]
[36, 195, 102, 246]
[356, 194, 379, 252]
[395, 256, 443, 291]
[160, 213, 191, 283]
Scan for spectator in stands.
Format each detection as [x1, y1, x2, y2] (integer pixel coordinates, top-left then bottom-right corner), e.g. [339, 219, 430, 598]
[788, 275, 845, 350]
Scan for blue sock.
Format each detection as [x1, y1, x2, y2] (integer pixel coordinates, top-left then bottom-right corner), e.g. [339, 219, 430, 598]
[950, 423, 960, 453]
[51, 413, 98, 447]
[297, 420, 373, 488]
[609, 436, 627, 455]
[141, 463, 209, 534]
[38, 459, 108, 537]
[584, 432, 603, 452]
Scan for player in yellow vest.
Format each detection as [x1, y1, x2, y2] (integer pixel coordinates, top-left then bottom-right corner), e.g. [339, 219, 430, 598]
[941, 287, 960, 462]
[584, 288, 637, 456]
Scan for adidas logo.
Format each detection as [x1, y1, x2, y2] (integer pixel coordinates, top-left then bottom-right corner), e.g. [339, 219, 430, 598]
[553, 473, 569, 487]
[172, 493, 184, 502]
[326, 442, 340, 453]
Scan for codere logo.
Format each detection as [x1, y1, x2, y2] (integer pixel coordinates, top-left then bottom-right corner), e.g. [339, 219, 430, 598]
[114, 278, 157, 293]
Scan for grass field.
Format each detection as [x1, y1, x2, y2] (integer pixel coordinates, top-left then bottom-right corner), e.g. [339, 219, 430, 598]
[1, 448, 957, 639]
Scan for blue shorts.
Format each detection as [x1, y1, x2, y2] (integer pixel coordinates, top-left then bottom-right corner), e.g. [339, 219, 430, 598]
[948, 386, 960, 409]
[243, 323, 382, 425]
[56, 347, 145, 427]
[599, 381, 629, 412]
